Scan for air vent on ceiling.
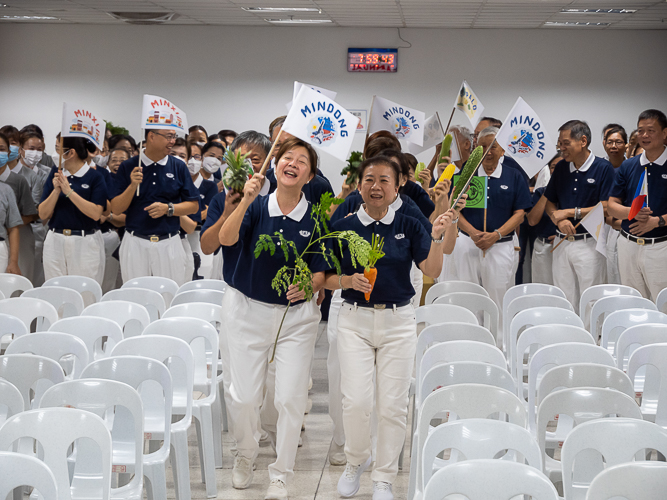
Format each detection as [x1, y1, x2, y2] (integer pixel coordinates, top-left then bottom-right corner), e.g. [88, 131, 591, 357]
[108, 12, 180, 24]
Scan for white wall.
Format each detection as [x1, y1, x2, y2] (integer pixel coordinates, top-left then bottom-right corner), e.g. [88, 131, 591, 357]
[1, 24, 666, 192]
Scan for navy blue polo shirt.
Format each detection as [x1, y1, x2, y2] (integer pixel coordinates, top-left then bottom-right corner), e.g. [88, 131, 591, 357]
[544, 154, 614, 235]
[41, 164, 108, 231]
[502, 155, 531, 184]
[331, 190, 432, 233]
[113, 154, 199, 236]
[264, 168, 334, 204]
[458, 162, 532, 234]
[332, 206, 431, 306]
[609, 148, 667, 239]
[400, 180, 435, 218]
[531, 187, 557, 240]
[200, 191, 243, 286]
[230, 193, 329, 306]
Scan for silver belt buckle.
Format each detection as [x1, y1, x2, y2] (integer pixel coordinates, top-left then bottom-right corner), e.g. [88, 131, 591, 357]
[374, 304, 386, 310]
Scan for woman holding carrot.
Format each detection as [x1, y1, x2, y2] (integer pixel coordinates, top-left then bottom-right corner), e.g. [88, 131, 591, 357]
[324, 155, 463, 500]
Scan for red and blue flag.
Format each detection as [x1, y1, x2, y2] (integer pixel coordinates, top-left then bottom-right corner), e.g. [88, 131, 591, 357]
[628, 168, 648, 221]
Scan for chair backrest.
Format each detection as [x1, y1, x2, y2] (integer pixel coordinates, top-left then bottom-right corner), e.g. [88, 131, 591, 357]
[585, 461, 667, 500]
[102, 287, 166, 322]
[0, 297, 59, 332]
[122, 276, 179, 307]
[0, 273, 33, 298]
[0, 312, 28, 345]
[423, 459, 559, 500]
[0, 451, 59, 499]
[81, 300, 150, 338]
[22, 286, 85, 318]
[0, 379, 24, 423]
[503, 283, 566, 316]
[0, 408, 112, 500]
[657, 287, 667, 315]
[170, 289, 225, 307]
[615, 323, 667, 372]
[176, 279, 227, 294]
[433, 292, 500, 345]
[504, 294, 573, 351]
[627, 342, 667, 426]
[5, 332, 90, 379]
[39, 378, 144, 495]
[43, 275, 102, 307]
[562, 418, 667, 500]
[590, 295, 657, 340]
[162, 302, 223, 332]
[0, 354, 65, 410]
[420, 362, 515, 405]
[602, 308, 667, 356]
[415, 304, 478, 328]
[425, 281, 489, 305]
[579, 284, 642, 330]
[538, 363, 634, 405]
[49, 316, 124, 361]
[422, 419, 542, 491]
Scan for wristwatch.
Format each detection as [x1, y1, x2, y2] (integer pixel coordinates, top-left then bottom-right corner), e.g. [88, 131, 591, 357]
[659, 215, 665, 228]
[167, 202, 174, 217]
[432, 233, 444, 244]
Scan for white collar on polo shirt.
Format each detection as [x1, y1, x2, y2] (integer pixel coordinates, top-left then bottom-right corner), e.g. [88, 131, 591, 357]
[639, 146, 667, 167]
[268, 192, 308, 221]
[0, 167, 9, 182]
[357, 204, 396, 226]
[478, 160, 503, 179]
[569, 152, 595, 173]
[140, 150, 169, 167]
[194, 174, 203, 188]
[390, 194, 403, 210]
[62, 163, 90, 178]
[10, 163, 22, 174]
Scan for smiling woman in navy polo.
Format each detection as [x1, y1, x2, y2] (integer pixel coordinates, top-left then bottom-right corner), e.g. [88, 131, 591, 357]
[217, 137, 327, 500]
[38, 137, 107, 284]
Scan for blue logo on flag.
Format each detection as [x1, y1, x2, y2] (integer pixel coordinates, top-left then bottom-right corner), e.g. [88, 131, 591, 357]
[507, 128, 537, 157]
[394, 116, 411, 138]
[309, 116, 336, 145]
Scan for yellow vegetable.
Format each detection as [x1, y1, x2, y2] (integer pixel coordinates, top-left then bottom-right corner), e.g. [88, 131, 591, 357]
[436, 164, 456, 185]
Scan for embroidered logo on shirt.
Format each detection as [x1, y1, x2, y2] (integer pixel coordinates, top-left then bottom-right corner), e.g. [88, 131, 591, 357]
[662, 174, 667, 179]
[166, 173, 174, 178]
[395, 233, 405, 239]
[587, 178, 596, 184]
[500, 185, 508, 190]
[299, 230, 311, 237]
[81, 184, 90, 189]
[200, 194, 205, 199]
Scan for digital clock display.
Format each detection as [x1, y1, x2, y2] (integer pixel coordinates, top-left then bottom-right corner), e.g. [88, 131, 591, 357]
[348, 48, 398, 73]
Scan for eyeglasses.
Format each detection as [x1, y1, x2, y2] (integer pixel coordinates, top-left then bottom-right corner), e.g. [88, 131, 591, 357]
[605, 140, 626, 147]
[192, 154, 202, 160]
[153, 132, 177, 142]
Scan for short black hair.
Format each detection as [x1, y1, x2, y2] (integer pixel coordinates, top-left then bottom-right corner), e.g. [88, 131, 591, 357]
[638, 109, 667, 130]
[604, 126, 628, 144]
[558, 120, 592, 148]
[108, 134, 137, 151]
[201, 141, 225, 156]
[62, 137, 89, 160]
[602, 123, 624, 139]
[378, 148, 410, 177]
[188, 125, 208, 136]
[20, 124, 44, 139]
[480, 116, 502, 128]
[229, 130, 271, 156]
[357, 155, 401, 186]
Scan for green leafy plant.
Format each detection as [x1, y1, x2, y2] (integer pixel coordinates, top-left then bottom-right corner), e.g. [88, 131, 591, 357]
[340, 151, 363, 187]
[222, 148, 254, 196]
[255, 192, 373, 362]
[103, 120, 129, 136]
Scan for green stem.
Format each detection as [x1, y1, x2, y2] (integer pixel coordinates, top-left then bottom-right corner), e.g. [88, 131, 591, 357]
[270, 301, 291, 363]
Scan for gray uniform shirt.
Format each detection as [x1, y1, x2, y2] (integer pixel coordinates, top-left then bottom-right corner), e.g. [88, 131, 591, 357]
[0, 167, 37, 217]
[0, 183, 23, 240]
[10, 161, 47, 207]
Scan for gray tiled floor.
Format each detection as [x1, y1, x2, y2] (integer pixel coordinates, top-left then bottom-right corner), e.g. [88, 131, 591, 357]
[168, 321, 412, 499]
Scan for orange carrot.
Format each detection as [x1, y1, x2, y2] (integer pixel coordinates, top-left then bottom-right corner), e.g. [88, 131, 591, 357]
[364, 267, 377, 301]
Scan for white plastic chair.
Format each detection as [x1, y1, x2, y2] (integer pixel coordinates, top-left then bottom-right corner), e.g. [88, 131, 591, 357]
[102, 288, 166, 323]
[590, 295, 657, 340]
[627, 342, 667, 424]
[39, 379, 144, 500]
[503, 283, 566, 316]
[536, 387, 642, 482]
[82, 300, 150, 338]
[49, 317, 124, 361]
[433, 292, 500, 346]
[579, 284, 642, 330]
[176, 279, 227, 294]
[22, 285, 85, 318]
[615, 323, 667, 372]
[43, 275, 102, 308]
[561, 418, 667, 500]
[111, 336, 194, 500]
[81, 355, 172, 500]
[122, 277, 178, 308]
[0, 273, 33, 298]
[0, 379, 23, 427]
[5, 332, 90, 380]
[0, 354, 65, 410]
[601, 308, 667, 357]
[0, 408, 112, 500]
[170, 289, 225, 307]
[585, 461, 667, 500]
[504, 294, 574, 352]
[424, 280, 489, 305]
[415, 304, 478, 328]
[423, 459, 559, 500]
[0, 312, 28, 351]
[657, 287, 667, 314]
[0, 451, 58, 499]
[143, 318, 218, 498]
[0, 297, 59, 332]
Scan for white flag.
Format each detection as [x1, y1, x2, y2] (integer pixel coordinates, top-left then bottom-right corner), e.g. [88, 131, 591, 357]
[286, 81, 337, 112]
[580, 202, 608, 256]
[368, 95, 426, 146]
[407, 114, 460, 162]
[61, 103, 105, 151]
[495, 97, 557, 179]
[281, 85, 359, 162]
[455, 80, 485, 128]
[141, 94, 188, 137]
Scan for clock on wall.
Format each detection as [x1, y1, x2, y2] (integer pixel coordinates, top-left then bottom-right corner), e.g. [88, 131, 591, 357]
[348, 48, 398, 73]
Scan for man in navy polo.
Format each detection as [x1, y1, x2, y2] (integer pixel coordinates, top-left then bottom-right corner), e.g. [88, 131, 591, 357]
[545, 120, 614, 314]
[608, 109, 667, 300]
[111, 128, 199, 286]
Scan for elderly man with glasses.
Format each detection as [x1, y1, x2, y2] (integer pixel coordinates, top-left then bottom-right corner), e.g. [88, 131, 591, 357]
[110, 128, 199, 285]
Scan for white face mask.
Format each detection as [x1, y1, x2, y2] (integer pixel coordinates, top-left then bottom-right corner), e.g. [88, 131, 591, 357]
[94, 154, 108, 168]
[22, 149, 42, 167]
[187, 157, 202, 175]
[202, 157, 222, 174]
[196, 141, 206, 148]
[51, 152, 61, 165]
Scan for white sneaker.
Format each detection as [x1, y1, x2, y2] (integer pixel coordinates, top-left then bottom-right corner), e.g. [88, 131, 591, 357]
[328, 441, 346, 466]
[232, 455, 254, 489]
[265, 478, 288, 500]
[372, 481, 393, 500]
[337, 456, 371, 498]
[259, 429, 272, 447]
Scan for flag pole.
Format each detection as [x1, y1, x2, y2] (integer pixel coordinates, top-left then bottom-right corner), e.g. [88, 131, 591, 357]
[58, 136, 63, 172]
[364, 95, 376, 155]
[440, 107, 456, 137]
[483, 207, 487, 258]
[258, 128, 283, 177]
[550, 219, 585, 253]
[136, 128, 143, 196]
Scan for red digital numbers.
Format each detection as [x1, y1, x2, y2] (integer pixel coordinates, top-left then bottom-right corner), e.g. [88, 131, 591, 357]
[348, 51, 397, 73]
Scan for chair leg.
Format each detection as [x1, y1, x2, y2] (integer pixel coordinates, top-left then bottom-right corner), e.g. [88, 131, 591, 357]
[144, 462, 168, 500]
[170, 430, 192, 500]
[213, 382, 224, 468]
[197, 405, 218, 498]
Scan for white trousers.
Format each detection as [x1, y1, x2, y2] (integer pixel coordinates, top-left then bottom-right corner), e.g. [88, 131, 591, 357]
[181, 236, 194, 283]
[338, 302, 416, 484]
[119, 232, 189, 286]
[552, 235, 606, 315]
[617, 236, 667, 301]
[410, 262, 423, 307]
[531, 238, 554, 285]
[0, 240, 8, 273]
[606, 229, 621, 284]
[101, 231, 121, 293]
[18, 224, 34, 283]
[327, 290, 345, 447]
[223, 286, 320, 484]
[43, 230, 104, 284]
[434, 236, 462, 283]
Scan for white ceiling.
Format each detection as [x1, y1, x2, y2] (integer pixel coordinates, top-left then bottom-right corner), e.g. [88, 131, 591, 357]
[2, 0, 666, 29]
